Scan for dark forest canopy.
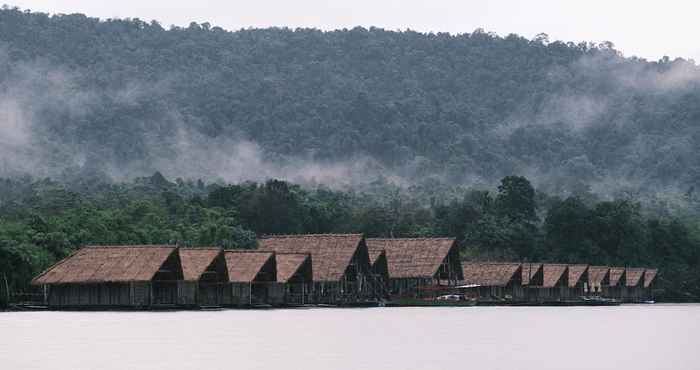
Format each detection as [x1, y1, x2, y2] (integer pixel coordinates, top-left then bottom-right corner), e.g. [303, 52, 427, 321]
[1, 7, 700, 208]
[0, 174, 699, 303]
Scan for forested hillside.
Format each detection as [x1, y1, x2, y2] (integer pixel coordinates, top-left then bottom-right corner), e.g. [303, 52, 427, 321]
[1, 7, 700, 205]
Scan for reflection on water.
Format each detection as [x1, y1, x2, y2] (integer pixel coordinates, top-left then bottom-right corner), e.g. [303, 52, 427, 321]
[1, 304, 699, 370]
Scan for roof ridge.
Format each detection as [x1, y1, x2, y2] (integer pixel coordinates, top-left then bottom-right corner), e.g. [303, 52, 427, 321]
[261, 233, 363, 239]
[225, 250, 273, 254]
[179, 247, 223, 250]
[85, 245, 175, 249]
[368, 237, 455, 241]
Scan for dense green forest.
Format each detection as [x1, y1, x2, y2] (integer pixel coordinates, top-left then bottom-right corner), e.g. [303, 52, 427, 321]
[1, 174, 699, 305]
[1, 7, 700, 206]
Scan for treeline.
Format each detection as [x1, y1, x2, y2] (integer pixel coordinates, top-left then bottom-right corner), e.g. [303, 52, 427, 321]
[1, 7, 700, 203]
[1, 174, 699, 305]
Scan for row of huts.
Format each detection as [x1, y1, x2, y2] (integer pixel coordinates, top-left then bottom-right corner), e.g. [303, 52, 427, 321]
[31, 234, 657, 308]
[460, 262, 658, 303]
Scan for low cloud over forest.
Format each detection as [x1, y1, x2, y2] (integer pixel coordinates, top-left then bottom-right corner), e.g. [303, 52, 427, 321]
[1, 8, 700, 206]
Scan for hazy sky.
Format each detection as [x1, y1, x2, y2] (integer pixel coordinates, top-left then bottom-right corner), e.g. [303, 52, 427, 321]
[8, 0, 700, 61]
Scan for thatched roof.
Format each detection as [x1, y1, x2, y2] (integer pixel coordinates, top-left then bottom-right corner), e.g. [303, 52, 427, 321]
[225, 251, 276, 283]
[542, 264, 568, 288]
[567, 264, 589, 288]
[588, 266, 610, 286]
[521, 263, 542, 285]
[609, 267, 626, 287]
[258, 234, 364, 282]
[366, 238, 458, 279]
[461, 262, 521, 287]
[625, 268, 645, 287]
[276, 253, 312, 283]
[644, 269, 658, 288]
[179, 248, 223, 281]
[32, 245, 177, 285]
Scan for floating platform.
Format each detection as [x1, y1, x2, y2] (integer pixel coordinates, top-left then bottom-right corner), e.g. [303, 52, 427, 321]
[386, 298, 477, 307]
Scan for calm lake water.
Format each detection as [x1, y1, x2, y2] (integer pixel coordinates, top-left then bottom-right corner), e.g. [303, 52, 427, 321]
[1, 304, 698, 370]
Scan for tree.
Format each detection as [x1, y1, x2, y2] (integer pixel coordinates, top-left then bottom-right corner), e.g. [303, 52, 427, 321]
[496, 176, 537, 221]
[544, 197, 600, 263]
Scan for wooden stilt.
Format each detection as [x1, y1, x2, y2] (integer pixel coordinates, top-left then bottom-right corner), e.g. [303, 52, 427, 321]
[2, 274, 9, 305]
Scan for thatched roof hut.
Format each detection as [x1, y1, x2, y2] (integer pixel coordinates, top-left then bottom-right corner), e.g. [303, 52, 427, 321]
[567, 265, 589, 288]
[609, 267, 626, 287]
[32, 245, 180, 285]
[366, 238, 462, 280]
[275, 253, 312, 283]
[179, 247, 227, 282]
[224, 251, 276, 283]
[461, 262, 522, 287]
[587, 266, 610, 288]
[542, 264, 569, 288]
[521, 263, 543, 285]
[258, 234, 367, 283]
[644, 269, 658, 288]
[625, 268, 645, 288]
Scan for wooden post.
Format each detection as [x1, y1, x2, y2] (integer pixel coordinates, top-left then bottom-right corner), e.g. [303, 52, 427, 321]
[2, 274, 9, 305]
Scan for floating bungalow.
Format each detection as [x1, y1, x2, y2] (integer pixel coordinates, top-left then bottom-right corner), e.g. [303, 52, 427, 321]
[275, 253, 313, 305]
[527, 264, 569, 302]
[32, 245, 182, 309]
[28, 239, 660, 308]
[567, 265, 589, 297]
[460, 262, 523, 301]
[624, 268, 645, 303]
[366, 238, 463, 298]
[258, 234, 380, 304]
[178, 248, 228, 307]
[223, 251, 279, 307]
[587, 266, 610, 295]
[604, 267, 627, 300]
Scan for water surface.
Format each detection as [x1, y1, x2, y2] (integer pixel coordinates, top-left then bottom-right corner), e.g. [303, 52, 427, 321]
[1, 304, 698, 370]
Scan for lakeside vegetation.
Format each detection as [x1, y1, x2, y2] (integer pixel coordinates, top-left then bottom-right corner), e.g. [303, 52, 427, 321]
[1, 174, 698, 305]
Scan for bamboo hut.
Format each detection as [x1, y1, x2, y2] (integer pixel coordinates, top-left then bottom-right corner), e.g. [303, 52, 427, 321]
[643, 269, 658, 301]
[624, 268, 645, 303]
[275, 253, 313, 305]
[259, 234, 381, 304]
[604, 267, 627, 300]
[587, 266, 610, 296]
[223, 251, 278, 306]
[567, 264, 589, 298]
[459, 262, 523, 301]
[178, 248, 228, 307]
[32, 245, 182, 308]
[528, 264, 569, 302]
[366, 238, 463, 298]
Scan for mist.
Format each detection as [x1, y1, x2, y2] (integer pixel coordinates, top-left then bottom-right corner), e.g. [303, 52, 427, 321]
[1, 16, 699, 211]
